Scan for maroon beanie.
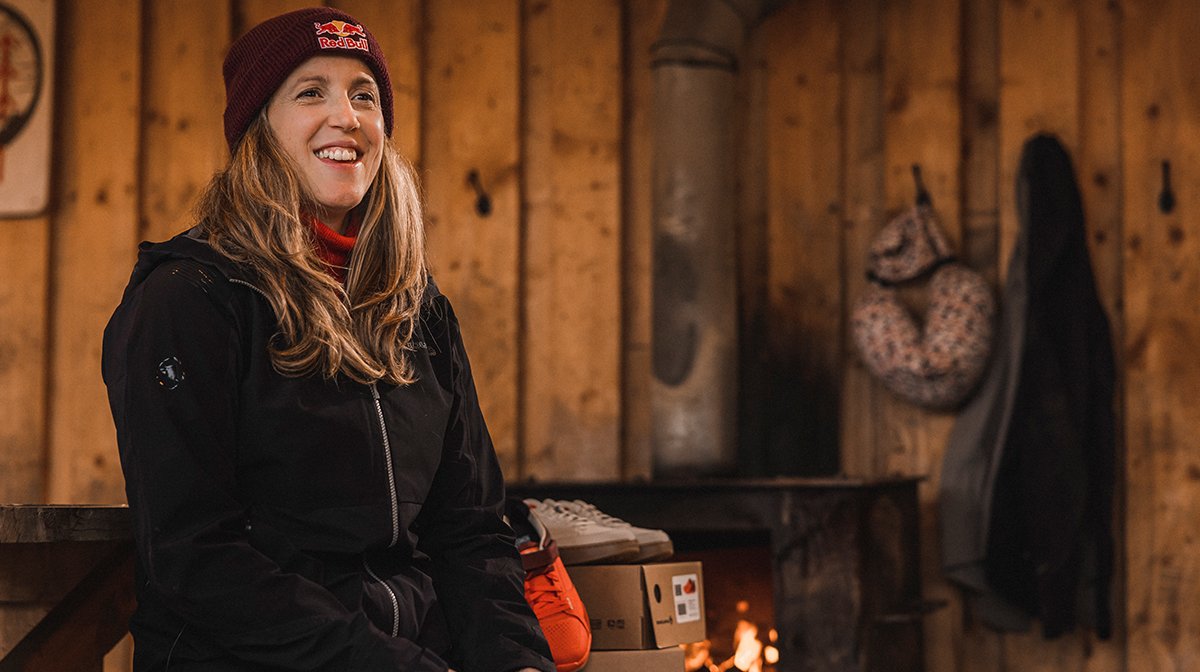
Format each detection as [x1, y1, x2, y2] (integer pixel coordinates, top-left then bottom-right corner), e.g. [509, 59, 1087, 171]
[223, 7, 394, 150]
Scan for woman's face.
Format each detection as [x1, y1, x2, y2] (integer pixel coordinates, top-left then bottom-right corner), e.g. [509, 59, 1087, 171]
[266, 55, 385, 232]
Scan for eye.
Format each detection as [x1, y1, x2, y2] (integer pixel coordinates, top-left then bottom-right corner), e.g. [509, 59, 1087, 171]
[297, 87, 321, 99]
[352, 89, 378, 105]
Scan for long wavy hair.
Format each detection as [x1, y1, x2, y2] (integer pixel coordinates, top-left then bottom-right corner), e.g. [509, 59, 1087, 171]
[195, 113, 427, 385]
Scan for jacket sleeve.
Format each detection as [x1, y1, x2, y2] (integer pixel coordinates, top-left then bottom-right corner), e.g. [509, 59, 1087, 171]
[414, 294, 555, 672]
[102, 260, 448, 671]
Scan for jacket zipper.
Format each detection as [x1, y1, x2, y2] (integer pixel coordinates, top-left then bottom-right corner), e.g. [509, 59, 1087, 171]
[370, 382, 401, 548]
[363, 559, 401, 637]
[233, 280, 400, 547]
[228, 278, 272, 303]
[369, 382, 402, 638]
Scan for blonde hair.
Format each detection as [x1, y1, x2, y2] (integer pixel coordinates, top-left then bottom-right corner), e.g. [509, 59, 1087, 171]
[195, 113, 427, 385]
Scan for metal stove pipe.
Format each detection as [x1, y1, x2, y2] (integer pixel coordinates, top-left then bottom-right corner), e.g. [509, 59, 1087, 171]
[651, 0, 786, 476]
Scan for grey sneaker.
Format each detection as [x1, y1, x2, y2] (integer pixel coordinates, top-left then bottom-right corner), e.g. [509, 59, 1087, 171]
[557, 499, 674, 563]
[524, 498, 640, 565]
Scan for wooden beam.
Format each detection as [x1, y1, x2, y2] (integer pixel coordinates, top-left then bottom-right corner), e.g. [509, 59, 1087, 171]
[140, 1, 230, 243]
[0, 217, 49, 504]
[760, 0, 843, 475]
[46, 0, 142, 505]
[422, 0, 522, 477]
[235, 0, 324, 35]
[0, 542, 135, 672]
[838, 0, 886, 478]
[1122, 1, 1200, 670]
[736, 13, 770, 477]
[621, 0, 669, 481]
[521, 0, 623, 481]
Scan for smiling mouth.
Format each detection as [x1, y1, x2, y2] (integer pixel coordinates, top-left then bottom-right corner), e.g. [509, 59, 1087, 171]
[315, 147, 359, 163]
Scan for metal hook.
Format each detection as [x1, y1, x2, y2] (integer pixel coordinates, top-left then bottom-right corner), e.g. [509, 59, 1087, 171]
[912, 164, 932, 207]
[466, 170, 493, 217]
[1158, 160, 1176, 214]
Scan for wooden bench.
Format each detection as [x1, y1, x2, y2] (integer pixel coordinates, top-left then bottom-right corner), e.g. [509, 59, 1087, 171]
[0, 505, 134, 671]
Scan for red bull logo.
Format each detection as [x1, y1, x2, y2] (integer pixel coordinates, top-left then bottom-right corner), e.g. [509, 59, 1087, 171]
[313, 20, 368, 52]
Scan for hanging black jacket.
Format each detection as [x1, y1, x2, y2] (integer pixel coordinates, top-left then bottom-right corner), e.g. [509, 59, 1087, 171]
[102, 231, 554, 672]
[940, 134, 1115, 639]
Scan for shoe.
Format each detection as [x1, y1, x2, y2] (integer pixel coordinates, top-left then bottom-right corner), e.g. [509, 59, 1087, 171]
[524, 499, 640, 566]
[557, 499, 674, 563]
[507, 499, 591, 672]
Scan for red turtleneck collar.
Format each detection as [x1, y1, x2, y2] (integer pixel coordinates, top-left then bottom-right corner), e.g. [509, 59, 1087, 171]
[309, 213, 362, 284]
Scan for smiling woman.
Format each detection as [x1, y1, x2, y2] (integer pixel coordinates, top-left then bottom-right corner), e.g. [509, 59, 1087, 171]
[266, 56, 385, 233]
[99, 7, 553, 672]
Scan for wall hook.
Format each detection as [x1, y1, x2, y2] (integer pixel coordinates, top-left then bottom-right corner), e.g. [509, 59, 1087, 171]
[466, 169, 493, 217]
[1158, 160, 1176, 214]
[912, 164, 932, 207]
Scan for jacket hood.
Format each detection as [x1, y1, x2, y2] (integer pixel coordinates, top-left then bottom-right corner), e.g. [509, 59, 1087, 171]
[120, 229, 250, 303]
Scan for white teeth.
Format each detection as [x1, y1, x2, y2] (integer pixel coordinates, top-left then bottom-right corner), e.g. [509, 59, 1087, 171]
[315, 147, 357, 162]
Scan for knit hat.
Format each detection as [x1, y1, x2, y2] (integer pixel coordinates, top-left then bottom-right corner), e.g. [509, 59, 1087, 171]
[222, 7, 394, 150]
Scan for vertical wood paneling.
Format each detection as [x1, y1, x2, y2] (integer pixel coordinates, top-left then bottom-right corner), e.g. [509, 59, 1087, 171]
[621, 0, 668, 480]
[1077, 2, 1125, 671]
[422, 0, 522, 477]
[235, 0, 324, 35]
[140, 2, 229, 242]
[961, 0, 1000, 284]
[838, 0, 885, 479]
[957, 0, 1003, 668]
[521, 0, 623, 480]
[333, 0, 423, 163]
[998, 0, 1080, 273]
[0, 219, 48, 503]
[881, 4, 961, 672]
[880, 0, 962, 476]
[46, 0, 142, 504]
[737, 19, 770, 477]
[761, 0, 842, 476]
[1123, 1, 1200, 670]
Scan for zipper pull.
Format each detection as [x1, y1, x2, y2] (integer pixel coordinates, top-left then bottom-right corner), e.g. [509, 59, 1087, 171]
[370, 381, 380, 400]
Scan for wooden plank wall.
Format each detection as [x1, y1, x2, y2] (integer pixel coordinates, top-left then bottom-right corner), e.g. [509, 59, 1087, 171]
[4, 0, 1200, 670]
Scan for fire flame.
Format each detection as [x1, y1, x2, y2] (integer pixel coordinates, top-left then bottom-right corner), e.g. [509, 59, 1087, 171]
[682, 601, 777, 672]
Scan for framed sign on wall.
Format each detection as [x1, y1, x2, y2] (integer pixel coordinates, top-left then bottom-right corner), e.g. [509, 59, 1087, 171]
[0, 0, 52, 218]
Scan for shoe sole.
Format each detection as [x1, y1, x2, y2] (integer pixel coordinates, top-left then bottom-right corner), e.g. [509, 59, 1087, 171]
[558, 538, 640, 566]
[633, 539, 675, 563]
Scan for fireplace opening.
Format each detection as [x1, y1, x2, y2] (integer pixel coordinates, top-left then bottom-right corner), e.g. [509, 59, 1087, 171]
[672, 531, 777, 671]
[510, 477, 924, 672]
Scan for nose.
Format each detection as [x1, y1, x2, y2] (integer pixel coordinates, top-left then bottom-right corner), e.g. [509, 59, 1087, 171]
[328, 95, 360, 131]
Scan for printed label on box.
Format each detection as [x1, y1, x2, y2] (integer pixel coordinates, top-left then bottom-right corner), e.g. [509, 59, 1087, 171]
[671, 573, 701, 624]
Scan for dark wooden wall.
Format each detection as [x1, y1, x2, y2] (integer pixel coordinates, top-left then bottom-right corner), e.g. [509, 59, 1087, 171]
[1, 0, 1197, 670]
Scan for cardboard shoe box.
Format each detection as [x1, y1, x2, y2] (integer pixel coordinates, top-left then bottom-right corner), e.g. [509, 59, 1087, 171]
[580, 647, 685, 672]
[568, 561, 705, 650]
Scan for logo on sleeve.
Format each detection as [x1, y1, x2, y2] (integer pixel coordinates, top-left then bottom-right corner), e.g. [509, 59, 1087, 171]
[156, 356, 186, 390]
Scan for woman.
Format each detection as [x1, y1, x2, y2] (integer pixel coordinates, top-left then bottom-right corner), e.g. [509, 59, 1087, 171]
[102, 8, 553, 672]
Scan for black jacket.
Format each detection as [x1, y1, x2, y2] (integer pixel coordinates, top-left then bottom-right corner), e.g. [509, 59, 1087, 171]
[102, 231, 554, 672]
[939, 134, 1115, 638]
